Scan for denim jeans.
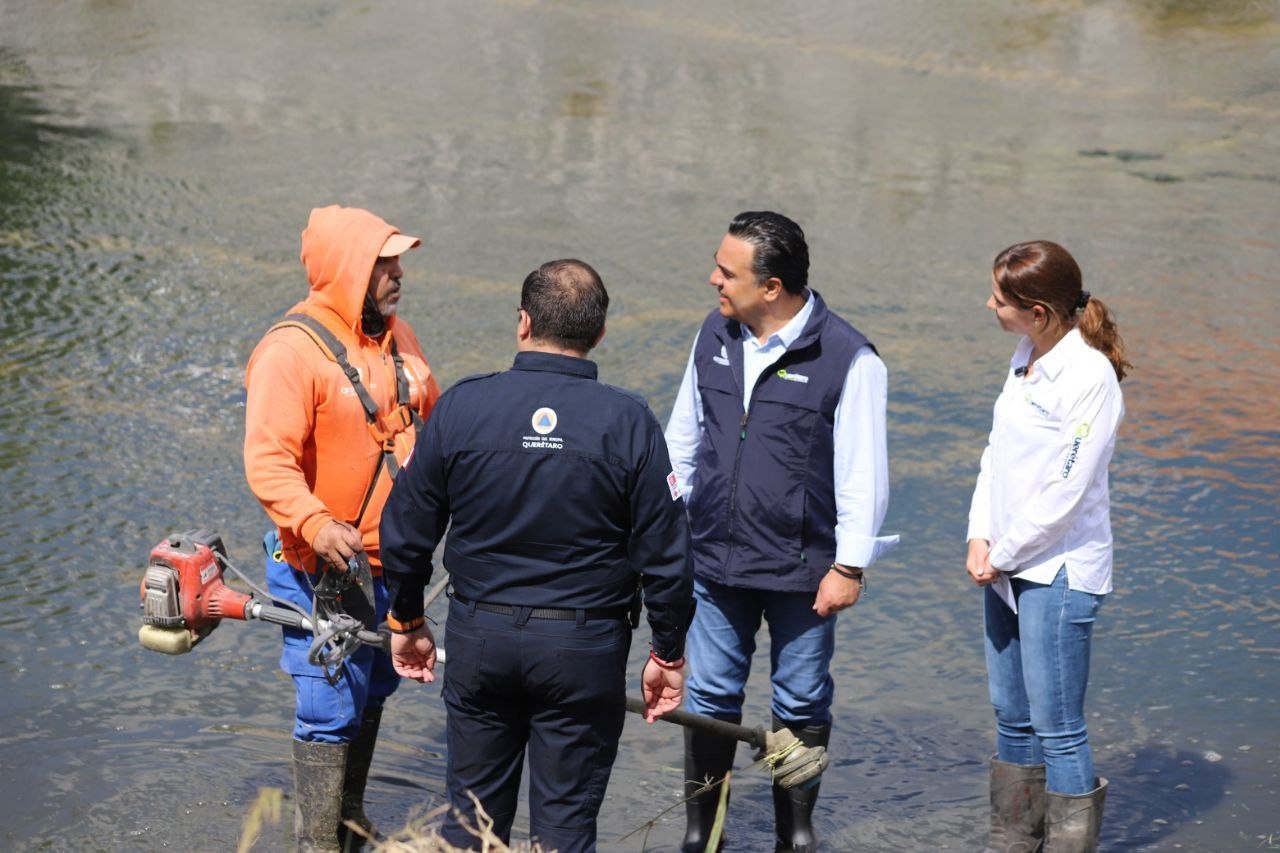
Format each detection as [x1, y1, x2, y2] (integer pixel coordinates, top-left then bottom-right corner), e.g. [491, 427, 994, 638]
[984, 566, 1104, 794]
[685, 576, 836, 725]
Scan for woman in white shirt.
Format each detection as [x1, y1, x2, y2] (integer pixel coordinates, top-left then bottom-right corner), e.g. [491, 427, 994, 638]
[966, 240, 1131, 852]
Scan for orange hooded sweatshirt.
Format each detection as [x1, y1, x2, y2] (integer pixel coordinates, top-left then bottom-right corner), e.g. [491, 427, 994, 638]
[244, 205, 441, 573]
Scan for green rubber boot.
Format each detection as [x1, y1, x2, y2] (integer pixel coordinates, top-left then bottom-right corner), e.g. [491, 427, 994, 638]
[338, 704, 382, 851]
[1044, 777, 1107, 853]
[988, 755, 1046, 852]
[292, 739, 347, 853]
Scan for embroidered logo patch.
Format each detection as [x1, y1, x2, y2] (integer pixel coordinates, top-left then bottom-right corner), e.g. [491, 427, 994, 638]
[713, 344, 730, 367]
[776, 369, 810, 384]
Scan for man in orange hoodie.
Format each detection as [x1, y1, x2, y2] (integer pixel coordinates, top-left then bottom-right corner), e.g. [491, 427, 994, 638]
[244, 205, 441, 852]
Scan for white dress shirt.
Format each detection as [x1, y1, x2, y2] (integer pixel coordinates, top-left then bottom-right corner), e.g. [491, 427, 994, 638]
[967, 328, 1124, 594]
[665, 292, 899, 569]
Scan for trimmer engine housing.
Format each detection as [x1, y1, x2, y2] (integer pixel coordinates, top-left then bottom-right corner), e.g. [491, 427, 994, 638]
[139, 529, 251, 653]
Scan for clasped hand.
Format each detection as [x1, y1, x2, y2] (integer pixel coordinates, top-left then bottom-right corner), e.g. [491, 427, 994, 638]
[966, 538, 997, 586]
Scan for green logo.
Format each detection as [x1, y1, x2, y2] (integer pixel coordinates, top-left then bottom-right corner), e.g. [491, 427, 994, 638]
[1075, 423, 1091, 439]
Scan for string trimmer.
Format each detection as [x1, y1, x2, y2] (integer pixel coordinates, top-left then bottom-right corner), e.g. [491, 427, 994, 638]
[136, 529, 827, 787]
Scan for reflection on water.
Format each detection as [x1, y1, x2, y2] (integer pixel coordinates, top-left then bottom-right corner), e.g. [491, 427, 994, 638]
[1, 1, 1277, 849]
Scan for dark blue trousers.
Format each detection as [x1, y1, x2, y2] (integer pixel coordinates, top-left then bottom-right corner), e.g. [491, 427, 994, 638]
[440, 597, 631, 853]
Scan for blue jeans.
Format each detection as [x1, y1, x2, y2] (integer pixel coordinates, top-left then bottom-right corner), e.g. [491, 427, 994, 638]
[685, 577, 836, 725]
[263, 530, 400, 744]
[984, 566, 1104, 794]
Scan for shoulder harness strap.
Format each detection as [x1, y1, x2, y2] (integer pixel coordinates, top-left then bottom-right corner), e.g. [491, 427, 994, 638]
[269, 313, 421, 526]
[389, 335, 426, 432]
[273, 313, 380, 424]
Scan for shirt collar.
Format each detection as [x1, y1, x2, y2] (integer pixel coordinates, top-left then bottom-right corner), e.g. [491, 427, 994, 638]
[1033, 328, 1082, 381]
[749, 289, 815, 351]
[511, 350, 598, 380]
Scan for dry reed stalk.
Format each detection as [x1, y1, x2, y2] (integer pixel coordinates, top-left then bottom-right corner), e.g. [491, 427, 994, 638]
[374, 793, 550, 852]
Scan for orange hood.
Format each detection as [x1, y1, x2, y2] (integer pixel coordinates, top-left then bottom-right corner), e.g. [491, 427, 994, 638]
[299, 205, 404, 335]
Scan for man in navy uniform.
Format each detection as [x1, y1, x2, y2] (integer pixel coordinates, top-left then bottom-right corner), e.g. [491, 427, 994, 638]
[380, 259, 694, 853]
[665, 212, 898, 852]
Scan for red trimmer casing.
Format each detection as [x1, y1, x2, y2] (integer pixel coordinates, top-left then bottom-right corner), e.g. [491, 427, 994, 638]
[140, 530, 252, 645]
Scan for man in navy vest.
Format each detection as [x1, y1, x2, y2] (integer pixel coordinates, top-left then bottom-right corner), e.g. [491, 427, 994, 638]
[666, 211, 898, 852]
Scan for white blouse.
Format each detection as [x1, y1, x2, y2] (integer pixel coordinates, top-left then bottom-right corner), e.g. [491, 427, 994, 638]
[967, 328, 1125, 595]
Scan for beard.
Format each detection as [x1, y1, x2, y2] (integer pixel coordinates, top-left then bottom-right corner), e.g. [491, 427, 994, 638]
[361, 292, 387, 338]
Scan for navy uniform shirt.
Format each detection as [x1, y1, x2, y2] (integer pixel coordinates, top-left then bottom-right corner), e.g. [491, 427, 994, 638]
[380, 351, 693, 661]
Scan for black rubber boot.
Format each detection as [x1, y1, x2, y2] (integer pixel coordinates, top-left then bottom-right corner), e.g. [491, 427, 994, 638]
[771, 715, 831, 853]
[1044, 777, 1107, 853]
[338, 704, 383, 852]
[292, 739, 347, 853]
[988, 755, 1046, 852]
[682, 721, 740, 853]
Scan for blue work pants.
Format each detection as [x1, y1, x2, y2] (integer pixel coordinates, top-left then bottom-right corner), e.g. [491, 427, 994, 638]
[684, 576, 836, 726]
[984, 566, 1104, 794]
[263, 531, 399, 744]
[440, 597, 631, 853]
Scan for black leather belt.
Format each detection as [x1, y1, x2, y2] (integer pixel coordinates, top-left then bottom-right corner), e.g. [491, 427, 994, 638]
[451, 592, 628, 622]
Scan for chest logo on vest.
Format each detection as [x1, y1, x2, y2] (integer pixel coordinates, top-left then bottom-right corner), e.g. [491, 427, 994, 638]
[713, 344, 730, 367]
[776, 369, 809, 384]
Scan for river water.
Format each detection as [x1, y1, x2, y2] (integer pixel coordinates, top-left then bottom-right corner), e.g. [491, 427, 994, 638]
[0, 1, 1276, 850]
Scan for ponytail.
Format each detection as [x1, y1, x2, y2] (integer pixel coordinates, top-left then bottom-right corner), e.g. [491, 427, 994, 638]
[1076, 296, 1132, 383]
[993, 240, 1133, 383]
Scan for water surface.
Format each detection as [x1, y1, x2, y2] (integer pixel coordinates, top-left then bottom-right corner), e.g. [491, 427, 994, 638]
[0, 1, 1276, 849]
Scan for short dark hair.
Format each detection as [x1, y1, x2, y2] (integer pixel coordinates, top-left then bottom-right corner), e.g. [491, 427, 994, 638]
[728, 211, 809, 295]
[520, 259, 609, 352]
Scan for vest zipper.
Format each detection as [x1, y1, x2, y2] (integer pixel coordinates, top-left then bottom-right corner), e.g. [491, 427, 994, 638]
[725, 410, 749, 570]
[723, 353, 789, 574]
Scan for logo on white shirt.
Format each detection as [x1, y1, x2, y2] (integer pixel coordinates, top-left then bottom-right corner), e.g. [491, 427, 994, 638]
[713, 345, 730, 366]
[1024, 394, 1052, 419]
[666, 471, 682, 500]
[1061, 421, 1091, 478]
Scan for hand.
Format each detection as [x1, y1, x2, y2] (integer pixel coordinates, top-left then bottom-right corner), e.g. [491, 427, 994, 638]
[813, 566, 862, 617]
[966, 539, 996, 586]
[311, 520, 364, 571]
[640, 657, 684, 723]
[390, 624, 437, 683]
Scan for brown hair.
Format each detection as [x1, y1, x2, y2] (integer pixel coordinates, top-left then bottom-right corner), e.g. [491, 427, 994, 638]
[993, 240, 1132, 382]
